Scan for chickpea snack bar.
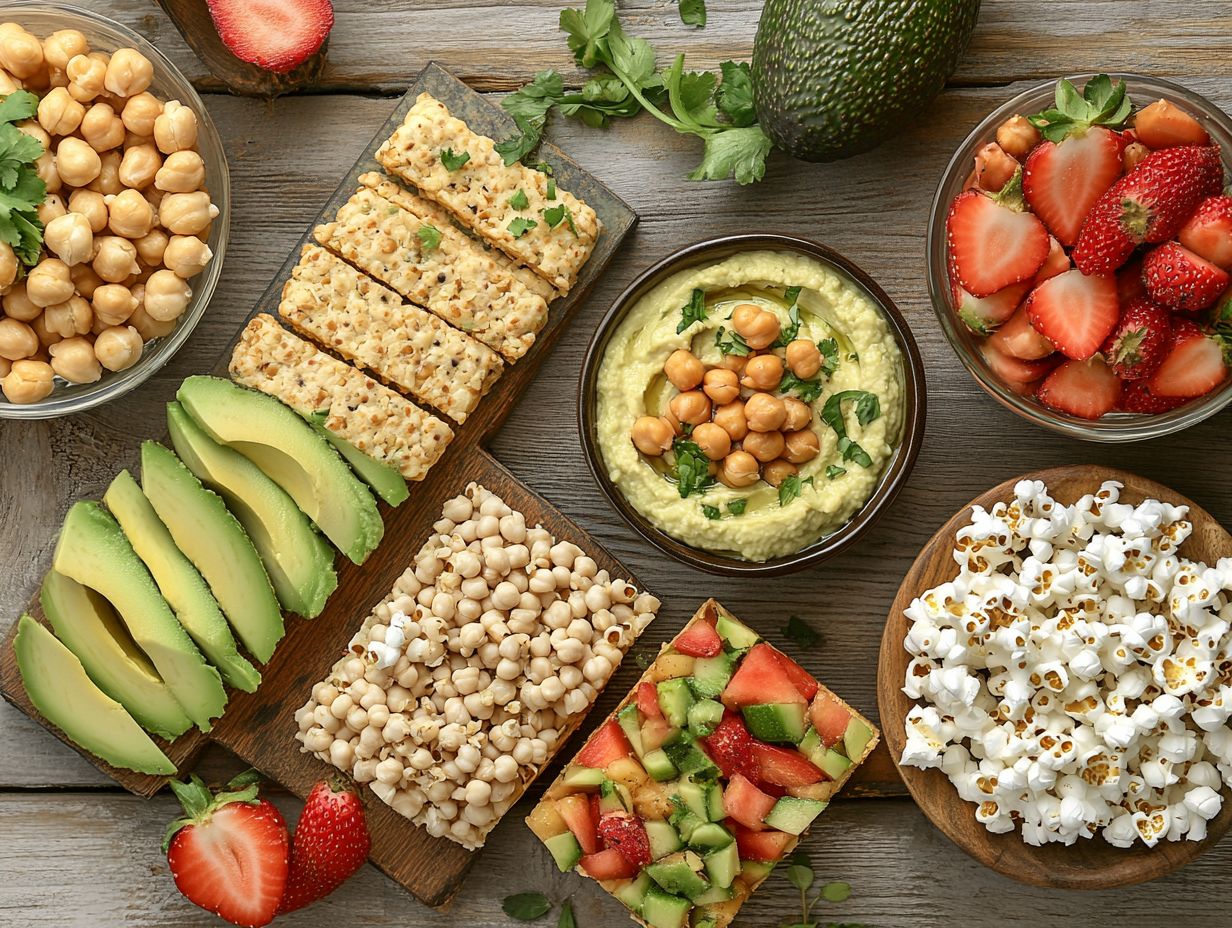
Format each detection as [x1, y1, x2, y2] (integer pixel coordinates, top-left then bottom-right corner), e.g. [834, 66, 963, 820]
[294, 482, 661, 850]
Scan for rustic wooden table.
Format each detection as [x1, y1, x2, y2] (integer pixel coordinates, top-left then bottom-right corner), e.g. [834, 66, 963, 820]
[5, 2, 1232, 925]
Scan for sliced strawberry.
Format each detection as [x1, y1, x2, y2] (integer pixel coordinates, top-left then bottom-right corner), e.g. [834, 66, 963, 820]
[946, 188, 1050, 297]
[1119, 379, 1187, 413]
[701, 712, 761, 783]
[1143, 242, 1231, 312]
[721, 644, 806, 708]
[1179, 196, 1232, 271]
[810, 693, 853, 749]
[1025, 269, 1121, 360]
[1037, 356, 1122, 419]
[769, 647, 818, 701]
[1022, 126, 1123, 246]
[637, 682, 662, 720]
[1117, 258, 1148, 305]
[640, 716, 676, 753]
[555, 794, 600, 855]
[576, 719, 631, 769]
[1133, 99, 1211, 149]
[597, 813, 651, 868]
[952, 279, 1029, 335]
[205, 0, 334, 73]
[1034, 236, 1070, 284]
[980, 342, 1058, 392]
[723, 773, 777, 830]
[579, 848, 639, 880]
[752, 742, 825, 787]
[1149, 320, 1229, 398]
[987, 304, 1057, 360]
[1102, 297, 1174, 380]
[732, 823, 794, 862]
[674, 617, 722, 657]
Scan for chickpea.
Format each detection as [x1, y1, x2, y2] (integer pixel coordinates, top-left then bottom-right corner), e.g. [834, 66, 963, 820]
[36, 196, 66, 231]
[107, 188, 155, 239]
[115, 144, 161, 191]
[42, 29, 88, 71]
[742, 428, 785, 463]
[143, 186, 166, 214]
[691, 422, 731, 461]
[48, 336, 101, 384]
[68, 189, 108, 233]
[44, 295, 92, 338]
[43, 212, 94, 266]
[744, 392, 787, 432]
[2, 359, 54, 403]
[996, 114, 1041, 160]
[0, 25, 44, 79]
[128, 296, 175, 340]
[81, 102, 125, 152]
[159, 191, 218, 236]
[37, 86, 84, 136]
[669, 389, 710, 427]
[663, 348, 704, 391]
[66, 53, 106, 103]
[782, 428, 821, 464]
[92, 236, 140, 284]
[30, 312, 61, 349]
[91, 284, 138, 326]
[93, 325, 143, 372]
[153, 100, 198, 154]
[717, 352, 747, 375]
[741, 353, 784, 391]
[121, 91, 162, 136]
[154, 149, 205, 192]
[0, 317, 38, 360]
[87, 150, 122, 195]
[162, 235, 212, 278]
[0, 69, 17, 95]
[143, 269, 191, 322]
[782, 396, 812, 432]
[70, 263, 104, 301]
[26, 258, 74, 308]
[786, 338, 823, 378]
[718, 450, 759, 489]
[0, 241, 16, 291]
[1123, 141, 1150, 172]
[34, 150, 60, 195]
[762, 459, 799, 488]
[134, 228, 169, 266]
[731, 302, 780, 350]
[712, 400, 748, 441]
[630, 415, 673, 456]
[103, 48, 153, 97]
[701, 367, 739, 405]
[56, 136, 101, 187]
[2, 281, 40, 321]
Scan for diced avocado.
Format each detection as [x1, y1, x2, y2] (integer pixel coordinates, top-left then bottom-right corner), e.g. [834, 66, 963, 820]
[677, 780, 723, 823]
[844, 717, 874, 760]
[140, 441, 284, 664]
[646, 818, 683, 860]
[168, 401, 337, 618]
[306, 409, 409, 507]
[560, 764, 606, 789]
[614, 871, 653, 913]
[543, 830, 582, 872]
[646, 851, 711, 901]
[599, 778, 632, 814]
[740, 858, 777, 883]
[820, 748, 854, 780]
[714, 611, 759, 650]
[52, 501, 226, 732]
[618, 703, 645, 756]
[663, 732, 719, 778]
[643, 748, 679, 782]
[104, 470, 260, 693]
[688, 652, 735, 700]
[641, 886, 692, 928]
[688, 822, 733, 850]
[690, 884, 733, 906]
[703, 840, 740, 889]
[742, 703, 808, 744]
[798, 727, 824, 766]
[14, 615, 177, 775]
[670, 807, 705, 843]
[658, 678, 695, 729]
[176, 376, 383, 565]
[687, 698, 725, 737]
[40, 569, 190, 739]
[763, 796, 828, 836]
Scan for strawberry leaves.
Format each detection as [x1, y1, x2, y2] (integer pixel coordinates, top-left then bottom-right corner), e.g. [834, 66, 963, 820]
[1028, 74, 1132, 143]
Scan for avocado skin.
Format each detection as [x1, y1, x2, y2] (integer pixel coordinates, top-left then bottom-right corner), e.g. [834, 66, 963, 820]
[752, 0, 981, 162]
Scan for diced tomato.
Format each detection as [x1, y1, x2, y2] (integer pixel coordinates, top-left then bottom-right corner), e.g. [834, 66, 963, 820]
[732, 823, 794, 862]
[597, 813, 651, 868]
[723, 773, 777, 831]
[769, 646, 818, 700]
[637, 682, 662, 720]
[701, 712, 761, 783]
[810, 693, 851, 748]
[752, 742, 824, 787]
[579, 847, 639, 880]
[721, 644, 806, 708]
[640, 716, 676, 752]
[577, 719, 631, 769]
[555, 793, 599, 855]
[674, 618, 722, 657]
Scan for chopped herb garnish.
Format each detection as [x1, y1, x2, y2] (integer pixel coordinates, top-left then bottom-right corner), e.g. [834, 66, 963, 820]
[439, 147, 470, 171]
[778, 370, 824, 403]
[502, 892, 552, 921]
[678, 0, 706, 27]
[546, 177, 557, 200]
[772, 287, 804, 347]
[496, 70, 565, 165]
[508, 216, 539, 238]
[783, 615, 819, 648]
[672, 437, 714, 498]
[821, 390, 880, 469]
[778, 474, 814, 506]
[715, 326, 751, 356]
[676, 288, 707, 334]
[535, 161, 554, 176]
[727, 498, 746, 516]
[818, 337, 841, 376]
[508, 189, 530, 210]
[542, 202, 573, 231]
[416, 223, 442, 251]
[826, 464, 846, 479]
[701, 504, 721, 520]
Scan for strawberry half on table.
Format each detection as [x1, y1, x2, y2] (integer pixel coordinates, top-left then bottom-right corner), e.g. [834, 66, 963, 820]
[526, 601, 878, 928]
[279, 776, 371, 914]
[206, 0, 335, 74]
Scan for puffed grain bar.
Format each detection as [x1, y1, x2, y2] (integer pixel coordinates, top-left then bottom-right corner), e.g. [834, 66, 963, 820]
[228, 314, 454, 481]
[279, 244, 503, 425]
[374, 92, 600, 293]
[314, 187, 548, 360]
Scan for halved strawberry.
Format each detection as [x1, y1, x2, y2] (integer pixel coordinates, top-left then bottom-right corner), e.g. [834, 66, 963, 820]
[1034, 236, 1070, 284]
[579, 848, 639, 880]
[1117, 258, 1148, 305]
[701, 712, 760, 783]
[751, 742, 825, 787]
[1149, 320, 1229, 398]
[1119, 379, 1187, 414]
[721, 644, 806, 708]
[205, 0, 334, 73]
[724, 773, 777, 830]
[576, 719, 631, 769]
[946, 187, 1050, 297]
[555, 794, 600, 855]
[952, 279, 1030, 335]
[1143, 242, 1231, 312]
[1025, 269, 1121, 360]
[987, 304, 1057, 360]
[278, 777, 369, 915]
[980, 343, 1058, 392]
[769, 647, 818, 701]
[674, 617, 722, 657]
[637, 682, 662, 720]
[1037, 356, 1122, 419]
[1133, 99, 1211, 149]
[1179, 196, 1232, 271]
[597, 813, 651, 868]
[1101, 297, 1174, 380]
[732, 823, 794, 862]
[810, 694, 853, 749]
[1022, 126, 1123, 246]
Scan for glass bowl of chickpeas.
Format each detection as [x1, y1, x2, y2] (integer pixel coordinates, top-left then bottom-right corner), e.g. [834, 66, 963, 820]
[0, 3, 228, 418]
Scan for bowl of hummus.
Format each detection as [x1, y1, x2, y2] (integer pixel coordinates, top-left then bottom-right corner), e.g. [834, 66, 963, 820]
[581, 234, 926, 575]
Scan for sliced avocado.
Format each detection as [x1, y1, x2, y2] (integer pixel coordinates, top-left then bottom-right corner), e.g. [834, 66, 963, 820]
[40, 569, 190, 739]
[688, 653, 736, 700]
[176, 376, 383, 565]
[764, 796, 828, 835]
[686, 698, 724, 737]
[646, 818, 683, 860]
[543, 830, 582, 872]
[844, 717, 874, 760]
[641, 886, 691, 928]
[306, 409, 409, 507]
[663, 732, 719, 778]
[599, 778, 632, 814]
[52, 501, 226, 732]
[646, 850, 711, 901]
[820, 748, 853, 780]
[104, 470, 260, 692]
[614, 871, 653, 913]
[688, 822, 733, 851]
[658, 678, 695, 729]
[618, 703, 645, 756]
[140, 442, 284, 664]
[643, 748, 679, 782]
[168, 401, 337, 618]
[703, 840, 740, 890]
[714, 612, 759, 650]
[14, 615, 177, 775]
[560, 764, 606, 789]
[740, 858, 777, 884]
[742, 703, 808, 744]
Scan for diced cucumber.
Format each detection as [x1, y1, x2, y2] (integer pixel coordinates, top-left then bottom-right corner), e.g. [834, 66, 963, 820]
[715, 612, 760, 650]
[663, 732, 719, 778]
[844, 717, 874, 760]
[690, 884, 733, 906]
[543, 830, 582, 871]
[646, 851, 711, 901]
[763, 796, 828, 835]
[646, 818, 683, 860]
[561, 764, 607, 789]
[618, 703, 645, 756]
[670, 807, 706, 843]
[677, 778, 724, 822]
[687, 698, 725, 737]
[688, 652, 735, 700]
[643, 748, 679, 782]
[614, 872, 653, 913]
[658, 678, 695, 729]
[641, 886, 692, 928]
[798, 727, 824, 766]
[820, 747, 853, 780]
[740, 858, 777, 883]
[742, 702, 808, 744]
[703, 840, 740, 889]
[688, 821, 734, 850]
[599, 778, 632, 814]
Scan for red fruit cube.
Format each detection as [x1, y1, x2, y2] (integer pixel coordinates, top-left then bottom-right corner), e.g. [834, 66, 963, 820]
[769, 646, 818, 700]
[723, 773, 777, 831]
[555, 793, 599, 855]
[733, 823, 794, 862]
[640, 715, 676, 753]
[674, 616, 722, 657]
[579, 848, 639, 880]
[701, 712, 761, 783]
[576, 719, 630, 769]
[637, 682, 662, 720]
[722, 644, 806, 709]
[597, 813, 651, 868]
[752, 742, 825, 788]
[810, 693, 852, 748]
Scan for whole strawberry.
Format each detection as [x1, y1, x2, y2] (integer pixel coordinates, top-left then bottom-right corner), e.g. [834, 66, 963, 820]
[1143, 241, 1231, 312]
[278, 776, 371, 914]
[1119, 379, 1186, 413]
[1101, 297, 1174, 379]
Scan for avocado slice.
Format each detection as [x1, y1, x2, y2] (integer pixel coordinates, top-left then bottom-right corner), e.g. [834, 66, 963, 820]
[702, 841, 740, 890]
[714, 612, 759, 650]
[104, 470, 260, 692]
[614, 871, 653, 913]
[598, 778, 633, 814]
[140, 442, 284, 664]
[14, 615, 176, 775]
[40, 569, 191, 739]
[640, 886, 691, 928]
[542, 830, 582, 872]
[764, 796, 828, 835]
[176, 376, 382, 565]
[687, 822, 733, 850]
[167, 402, 337, 618]
[306, 410, 409, 507]
[52, 501, 226, 732]
[560, 764, 607, 789]
[646, 850, 711, 901]
[844, 717, 874, 760]
[642, 748, 679, 782]
[646, 818, 683, 860]
[618, 703, 645, 756]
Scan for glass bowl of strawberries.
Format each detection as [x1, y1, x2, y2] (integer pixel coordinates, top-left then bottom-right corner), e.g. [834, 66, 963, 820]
[928, 73, 1232, 441]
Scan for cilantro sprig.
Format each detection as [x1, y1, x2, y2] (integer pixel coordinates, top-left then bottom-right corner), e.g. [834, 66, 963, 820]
[821, 390, 880, 469]
[779, 370, 823, 403]
[0, 90, 45, 266]
[416, 223, 442, 251]
[777, 474, 814, 507]
[676, 288, 707, 334]
[714, 325, 750, 356]
[439, 148, 470, 170]
[672, 437, 714, 498]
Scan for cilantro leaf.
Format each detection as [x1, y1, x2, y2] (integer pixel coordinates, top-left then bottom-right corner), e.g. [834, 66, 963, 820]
[773, 306, 802, 348]
[678, 0, 706, 27]
[547, 177, 557, 200]
[502, 892, 552, 920]
[497, 71, 565, 166]
[701, 504, 721, 520]
[560, 0, 617, 69]
[688, 124, 773, 185]
[826, 464, 846, 479]
[716, 61, 756, 127]
[676, 288, 707, 334]
[778, 474, 814, 507]
[508, 216, 539, 238]
[783, 615, 819, 648]
[439, 148, 470, 170]
[817, 337, 840, 376]
[606, 27, 657, 86]
[714, 326, 750, 356]
[0, 90, 38, 125]
[416, 223, 442, 251]
[779, 370, 824, 403]
[821, 390, 880, 469]
[542, 202, 575, 233]
[0, 124, 44, 190]
[666, 64, 720, 130]
[508, 189, 530, 210]
[727, 498, 746, 516]
[672, 437, 713, 498]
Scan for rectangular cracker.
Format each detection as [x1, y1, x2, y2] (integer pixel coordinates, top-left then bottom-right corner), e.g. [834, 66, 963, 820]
[278, 244, 503, 424]
[374, 92, 600, 293]
[228, 314, 454, 481]
[314, 187, 548, 361]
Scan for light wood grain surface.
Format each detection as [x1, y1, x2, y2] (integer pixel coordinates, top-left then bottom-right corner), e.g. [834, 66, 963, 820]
[5, 1, 1232, 925]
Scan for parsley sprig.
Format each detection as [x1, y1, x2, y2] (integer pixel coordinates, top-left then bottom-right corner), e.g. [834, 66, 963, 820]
[416, 223, 442, 251]
[439, 147, 470, 170]
[820, 390, 880, 469]
[0, 91, 45, 266]
[672, 436, 714, 498]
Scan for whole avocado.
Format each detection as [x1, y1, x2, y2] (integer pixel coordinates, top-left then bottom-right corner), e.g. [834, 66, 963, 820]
[752, 0, 981, 162]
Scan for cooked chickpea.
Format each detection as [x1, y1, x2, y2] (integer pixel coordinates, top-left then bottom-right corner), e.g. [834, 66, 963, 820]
[118, 143, 161, 189]
[718, 450, 759, 488]
[143, 269, 191, 322]
[91, 284, 138, 326]
[630, 415, 673, 456]
[107, 188, 155, 239]
[134, 228, 168, 266]
[783, 428, 821, 464]
[26, 258, 74, 308]
[701, 367, 739, 404]
[741, 353, 783, 391]
[121, 91, 162, 136]
[669, 389, 711, 426]
[712, 400, 748, 441]
[0, 69, 16, 95]
[154, 149, 204, 192]
[81, 102, 125, 152]
[87, 150, 121, 195]
[731, 302, 780, 349]
[0, 241, 16, 291]
[2, 281, 40, 321]
[128, 295, 175, 340]
[0, 25, 44, 79]
[103, 47, 152, 97]
[663, 348, 704, 391]
[782, 396, 812, 432]
[37, 86, 84, 136]
[55, 136, 101, 187]
[786, 339, 823, 378]
[742, 428, 785, 463]
[691, 421, 731, 461]
[43, 212, 94, 266]
[44, 295, 92, 338]
[36, 194, 65, 227]
[92, 236, 140, 283]
[762, 459, 799, 488]
[0, 317, 38, 360]
[159, 191, 217, 236]
[1123, 141, 1150, 172]
[744, 392, 786, 432]
[30, 312, 61, 349]
[717, 352, 747, 375]
[92, 324, 144, 372]
[66, 53, 106, 103]
[42, 29, 88, 71]
[153, 100, 198, 154]
[68, 189, 108, 233]
[995, 114, 1041, 160]
[49, 336, 100, 383]
[34, 150, 59, 195]
[70, 263, 103, 301]
[162, 235, 212, 278]
[2, 359, 53, 403]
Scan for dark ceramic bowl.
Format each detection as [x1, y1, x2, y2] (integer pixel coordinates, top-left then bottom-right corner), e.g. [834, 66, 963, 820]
[578, 234, 927, 576]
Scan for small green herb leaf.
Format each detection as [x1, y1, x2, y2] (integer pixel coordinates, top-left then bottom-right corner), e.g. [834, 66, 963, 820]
[496, 70, 566, 165]
[825, 464, 846, 479]
[502, 892, 552, 921]
[557, 901, 576, 928]
[440, 148, 471, 171]
[817, 338, 840, 377]
[727, 498, 746, 516]
[820, 881, 852, 903]
[508, 216, 539, 238]
[778, 371, 824, 403]
[417, 223, 442, 251]
[701, 504, 721, 520]
[678, 0, 706, 27]
[715, 326, 751, 356]
[716, 61, 757, 128]
[783, 615, 819, 649]
[508, 189, 530, 210]
[786, 858, 815, 892]
[677, 288, 707, 334]
[778, 474, 814, 507]
[673, 437, 714, 499]
[547, 177, 557, 200]
[688, 124, 773, 185]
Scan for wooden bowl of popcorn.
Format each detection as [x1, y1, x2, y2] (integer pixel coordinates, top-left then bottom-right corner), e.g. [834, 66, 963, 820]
[0, 3, 228, 418]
